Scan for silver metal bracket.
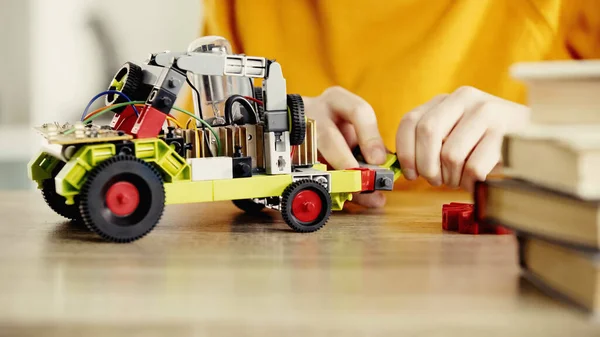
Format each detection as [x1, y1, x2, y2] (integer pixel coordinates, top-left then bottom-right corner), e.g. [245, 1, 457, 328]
[291, 168, 331, 192]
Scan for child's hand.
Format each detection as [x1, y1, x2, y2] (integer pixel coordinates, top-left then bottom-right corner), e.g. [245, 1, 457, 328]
[395, 86, 530, 192]
[303, 86, 388, 208]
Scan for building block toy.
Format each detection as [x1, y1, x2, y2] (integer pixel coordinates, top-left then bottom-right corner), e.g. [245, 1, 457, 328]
[458, 208, 478, 234]
[27, 36, 403, 243]
[442, 202, 511, 235]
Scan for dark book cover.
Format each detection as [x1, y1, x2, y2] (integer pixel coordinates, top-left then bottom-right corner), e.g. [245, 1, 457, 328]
[473, 178, 600, 253]
[516, 234, 600, 315]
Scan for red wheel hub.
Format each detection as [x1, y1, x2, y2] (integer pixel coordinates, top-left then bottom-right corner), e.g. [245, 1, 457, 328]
[291, 190, 322, 223]
[105, 181, 140, 216]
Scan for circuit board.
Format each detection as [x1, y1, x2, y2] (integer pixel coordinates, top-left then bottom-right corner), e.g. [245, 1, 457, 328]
[34, 122, 132, 145]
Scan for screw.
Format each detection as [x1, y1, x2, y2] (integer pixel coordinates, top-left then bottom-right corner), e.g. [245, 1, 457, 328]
[303, 202, 315, 212]
[168, 78, 180, 88]
[116, 193, 129, 204]
[277, 156, 286, 170]
[160, 96, 173, 107]
[379, 177, 392, 188]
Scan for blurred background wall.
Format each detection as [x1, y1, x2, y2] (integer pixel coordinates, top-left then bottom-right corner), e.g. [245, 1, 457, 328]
[0, 0, 202, 189]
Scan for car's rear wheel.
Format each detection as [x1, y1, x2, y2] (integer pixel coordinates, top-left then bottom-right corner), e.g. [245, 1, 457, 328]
[42, 177, 81, 223]
[105, 62, 148, 112]
[287, 94, 306, 146]
[79, 155, 164, 243]
[232, 199, 265, 214]
[41, 162, 82, 223]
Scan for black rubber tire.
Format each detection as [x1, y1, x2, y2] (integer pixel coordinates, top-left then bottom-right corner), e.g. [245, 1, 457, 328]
[105, 62, 144, 112]
[232, 199, 265, 214]
[287, 94, 306, 145]
[41, 175, 81, 223]
[254, 86, 264, 117]
[79, 155, 165, 243]
[281, 179, 332, 232]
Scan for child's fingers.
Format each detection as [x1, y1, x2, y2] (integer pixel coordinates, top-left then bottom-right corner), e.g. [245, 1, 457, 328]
[415, 87, 484, 186]
[396, 94, 447, 181]
[459, 130, 503, 192]
[316, 117, 360, 169]
[338, 122, 358, 150]
[322, 86, 386, 164]
[351, 191, 386, 208]
[440, 102, 491, 187]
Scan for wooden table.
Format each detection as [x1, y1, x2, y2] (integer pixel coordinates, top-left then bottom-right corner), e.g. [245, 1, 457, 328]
[0, 189, 598, 336]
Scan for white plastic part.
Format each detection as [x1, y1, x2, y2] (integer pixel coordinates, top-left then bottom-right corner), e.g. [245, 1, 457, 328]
[187, 157, 233, 181]
[263, 62, 287, 111]
[264, 131, 291, 175]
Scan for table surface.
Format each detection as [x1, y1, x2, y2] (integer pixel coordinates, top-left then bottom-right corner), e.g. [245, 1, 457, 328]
[1, 188, 599, 337]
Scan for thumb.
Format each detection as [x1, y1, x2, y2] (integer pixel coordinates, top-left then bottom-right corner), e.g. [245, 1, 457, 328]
[352, 191, 386, 208]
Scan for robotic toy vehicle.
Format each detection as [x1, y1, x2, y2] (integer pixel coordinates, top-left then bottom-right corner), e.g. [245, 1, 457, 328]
[28, 36, 401, 243]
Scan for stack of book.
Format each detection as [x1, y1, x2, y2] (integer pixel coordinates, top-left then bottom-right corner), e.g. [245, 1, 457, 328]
[474, 59, 600, 313]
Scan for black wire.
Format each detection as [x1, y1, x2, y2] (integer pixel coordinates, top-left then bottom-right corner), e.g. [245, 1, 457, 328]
[186, 76, 204, 122]
[224, 95, 259, 125]
[186, 75, 214, 157]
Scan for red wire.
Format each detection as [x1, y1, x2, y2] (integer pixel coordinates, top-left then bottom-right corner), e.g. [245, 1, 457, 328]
[84, 103, 144, 121]
[244, 96, 263, 105]
[290, 145, 296, 158]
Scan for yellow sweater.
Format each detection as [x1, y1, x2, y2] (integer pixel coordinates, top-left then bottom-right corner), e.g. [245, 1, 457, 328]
[198, 0, 599, 150]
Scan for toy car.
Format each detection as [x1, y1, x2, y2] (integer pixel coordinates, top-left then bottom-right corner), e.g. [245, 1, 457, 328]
[28, 36, 402, 243]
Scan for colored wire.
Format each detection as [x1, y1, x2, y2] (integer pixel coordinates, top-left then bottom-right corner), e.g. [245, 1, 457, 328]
[80, 90, 139, 121]
[63, 101, 144, 135]
[244, 96, 263, 105]
[83, 103, 144, 121]
[185, 117, 194, 129]
[83, 105, 113, 121]
[171, 106, 221, 155]
[68, 100, 221, 156]
[166, 116, 184, 129]
[86, 101, 145, 123]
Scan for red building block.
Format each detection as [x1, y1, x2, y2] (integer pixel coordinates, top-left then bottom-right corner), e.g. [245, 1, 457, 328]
[442, 202, 511, 235]
[442, 204, 471, 231]
[131, 105, 167, 139]
[493, 226, 513, 235]
[448, 202, 472, 207]
[458, 209, 480, 234]
[110, 105, 138, 134]
[348, 167, 375, 192]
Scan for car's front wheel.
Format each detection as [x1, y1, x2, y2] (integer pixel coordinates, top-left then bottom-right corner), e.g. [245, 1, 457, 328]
[79, 155, 165, 243]
[281, 179, 332, 232]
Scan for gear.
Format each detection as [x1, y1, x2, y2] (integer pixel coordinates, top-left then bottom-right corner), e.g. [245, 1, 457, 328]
[287, 94, 306, 145]
[79, 155, 165, 243]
